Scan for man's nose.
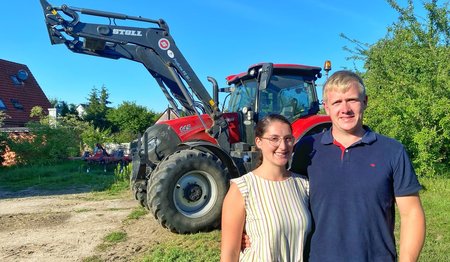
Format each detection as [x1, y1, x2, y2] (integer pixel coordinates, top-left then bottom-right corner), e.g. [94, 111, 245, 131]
[340, 101, 352, 112]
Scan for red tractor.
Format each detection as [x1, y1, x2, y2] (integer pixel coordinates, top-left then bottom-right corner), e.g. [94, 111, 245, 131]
[40, 1, 331, 234]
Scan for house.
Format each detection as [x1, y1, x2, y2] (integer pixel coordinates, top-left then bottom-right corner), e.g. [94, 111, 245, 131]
[0, 59, 51, 128]
[76, 103, 88, 119]
[155, 107, 179, 123]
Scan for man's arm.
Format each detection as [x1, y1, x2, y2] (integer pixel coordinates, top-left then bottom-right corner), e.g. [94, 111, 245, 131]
[220, 183, 245, 262]
[396, 193, 426, 262]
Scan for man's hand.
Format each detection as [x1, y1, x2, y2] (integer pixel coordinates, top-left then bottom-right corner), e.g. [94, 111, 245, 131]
[241, 232, 250, 251]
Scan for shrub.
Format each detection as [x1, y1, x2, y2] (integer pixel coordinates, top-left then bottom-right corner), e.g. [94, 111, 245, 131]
[6, 121, 82, 165]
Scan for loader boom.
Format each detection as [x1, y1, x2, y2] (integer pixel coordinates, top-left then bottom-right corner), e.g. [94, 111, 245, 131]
[40, 0, 229, 147]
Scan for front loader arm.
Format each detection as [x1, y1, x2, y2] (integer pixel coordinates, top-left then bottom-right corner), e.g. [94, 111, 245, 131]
[40, 0, 229, 148]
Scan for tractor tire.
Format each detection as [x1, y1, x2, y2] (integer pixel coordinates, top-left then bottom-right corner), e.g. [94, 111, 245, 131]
[130, 148, 149, 208]
[147, 149, 229, 234]
[131, 170, 148, 208]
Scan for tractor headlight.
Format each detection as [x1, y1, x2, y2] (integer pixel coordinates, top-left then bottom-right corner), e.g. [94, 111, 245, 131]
[147, 137, 161, 152]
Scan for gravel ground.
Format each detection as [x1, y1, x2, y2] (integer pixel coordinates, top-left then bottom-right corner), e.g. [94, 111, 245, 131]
[0, 190, 175, 262]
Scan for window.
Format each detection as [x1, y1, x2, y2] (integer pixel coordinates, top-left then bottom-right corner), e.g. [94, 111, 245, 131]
[10, 75, 23, 86]
[0, 99, 6, 110]
[10, 70, 28, 86]
[226, 79, 257, 112]
[10, 99, 24, 110]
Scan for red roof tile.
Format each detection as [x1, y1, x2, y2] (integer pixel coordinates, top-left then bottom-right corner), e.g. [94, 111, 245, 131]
[0, 59, 51, 127]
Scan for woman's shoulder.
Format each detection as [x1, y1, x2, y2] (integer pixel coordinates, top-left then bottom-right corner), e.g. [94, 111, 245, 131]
[230, 172, 253, 184]
[290, 171, 308, 181]
[230, 172, 255, 199]
[290, 172, 309, 193]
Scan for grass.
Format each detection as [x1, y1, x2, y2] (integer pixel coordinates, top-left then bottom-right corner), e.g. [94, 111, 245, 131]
[104, 231, 127, 243]
[416, 177, 450, 261]
[141, 231, 221, 262]
[0, 160, 115, 192]
[0, 160, 131, 197]
[127, 206, 149, 220]
[394, 177, 450, 261]
[96, 231, 128, 251]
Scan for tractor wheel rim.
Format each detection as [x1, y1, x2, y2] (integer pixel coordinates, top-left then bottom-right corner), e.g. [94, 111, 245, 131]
[173, 170, 218, 218]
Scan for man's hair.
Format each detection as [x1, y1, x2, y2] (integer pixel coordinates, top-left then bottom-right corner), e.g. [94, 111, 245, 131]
[323, 70, 366, 102]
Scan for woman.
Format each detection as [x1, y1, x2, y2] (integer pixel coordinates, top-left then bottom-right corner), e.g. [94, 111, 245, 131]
[221, 114, 311, 261]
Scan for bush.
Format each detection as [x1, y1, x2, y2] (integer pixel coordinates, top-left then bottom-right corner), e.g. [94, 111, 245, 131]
[0, 133, 7, 164]
[80, 124, 113, 151]
[360, 1, 449, 177]
[6, 121, 82, 165]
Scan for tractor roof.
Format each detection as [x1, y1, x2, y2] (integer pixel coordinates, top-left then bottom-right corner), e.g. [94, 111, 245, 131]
[226, 63, 322, 85]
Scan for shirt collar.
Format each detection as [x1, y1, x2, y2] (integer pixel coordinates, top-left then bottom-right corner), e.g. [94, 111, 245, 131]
[321, 126, 377, 146]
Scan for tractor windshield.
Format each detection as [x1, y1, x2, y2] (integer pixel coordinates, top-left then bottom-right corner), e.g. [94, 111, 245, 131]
[226, 79, 258, 113]
[226, 73, 319, 122]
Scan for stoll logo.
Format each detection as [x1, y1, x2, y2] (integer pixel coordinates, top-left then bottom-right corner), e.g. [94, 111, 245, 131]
[112, 29, 143, 36]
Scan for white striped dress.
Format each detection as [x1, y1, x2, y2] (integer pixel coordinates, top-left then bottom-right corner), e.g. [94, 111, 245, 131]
[231, 172, 311, 262]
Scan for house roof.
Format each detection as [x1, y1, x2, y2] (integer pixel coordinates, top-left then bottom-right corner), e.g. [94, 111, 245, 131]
[0, 59, 51, 127]
[155, 107, 179, 123]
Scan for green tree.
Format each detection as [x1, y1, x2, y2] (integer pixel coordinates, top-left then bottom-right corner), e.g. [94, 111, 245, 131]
[30, 106, 45, 119]
[49, 98, 58, 107]
[57, 101, 78, 117]
[84, 85, 113, 130]
[49, 98, 79, 117]
[106, 101, 158, 142]
[80, 124, 113, 151]
[359, 0, 450, 177]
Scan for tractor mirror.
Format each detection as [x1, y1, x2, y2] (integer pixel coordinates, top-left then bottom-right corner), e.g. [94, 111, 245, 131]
[219, 87, 233, 93]
[257, 63, 273, 90]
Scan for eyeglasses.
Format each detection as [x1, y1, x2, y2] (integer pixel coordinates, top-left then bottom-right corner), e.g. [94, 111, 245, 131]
[260, 135, 295, 147]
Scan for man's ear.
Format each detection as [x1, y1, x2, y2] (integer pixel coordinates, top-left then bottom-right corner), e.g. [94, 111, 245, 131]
[363, 95, 368, 109]
[323, 102, 330, 116]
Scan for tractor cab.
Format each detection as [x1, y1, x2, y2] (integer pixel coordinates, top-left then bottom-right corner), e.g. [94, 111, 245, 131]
[223, 63, 323, 145]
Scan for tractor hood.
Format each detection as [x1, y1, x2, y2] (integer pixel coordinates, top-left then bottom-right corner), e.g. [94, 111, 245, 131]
[142, 114, 218, 164]
[156, 114, 217, 144]
[142, 123, 181, 164]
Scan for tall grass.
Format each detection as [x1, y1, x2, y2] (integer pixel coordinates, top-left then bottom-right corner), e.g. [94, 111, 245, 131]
[0, 160, 131, 194]
[417, 177, 450, 261]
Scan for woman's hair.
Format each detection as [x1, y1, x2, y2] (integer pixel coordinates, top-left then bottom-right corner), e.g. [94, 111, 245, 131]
[255, 114, 292, 139]
[323, 70, 366, 103]
[254, 114, 292, 168]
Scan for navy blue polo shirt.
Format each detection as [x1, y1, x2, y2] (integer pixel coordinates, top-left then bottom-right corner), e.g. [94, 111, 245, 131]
[291, 128, 422, 262]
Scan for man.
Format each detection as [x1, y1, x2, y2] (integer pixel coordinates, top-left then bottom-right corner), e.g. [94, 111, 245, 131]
[290, 70, 425, 261]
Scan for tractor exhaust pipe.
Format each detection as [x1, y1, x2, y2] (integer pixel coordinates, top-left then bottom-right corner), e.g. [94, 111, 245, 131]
[207, 76, 219, 108]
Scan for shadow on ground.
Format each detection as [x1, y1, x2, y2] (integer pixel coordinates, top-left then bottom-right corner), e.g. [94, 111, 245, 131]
[0, 186, 97, 200]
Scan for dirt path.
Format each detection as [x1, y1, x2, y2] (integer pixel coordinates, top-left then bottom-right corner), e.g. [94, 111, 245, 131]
[0, 190, 175, 262]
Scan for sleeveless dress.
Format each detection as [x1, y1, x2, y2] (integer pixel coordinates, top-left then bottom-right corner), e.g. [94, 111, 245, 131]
[231, 172, 311, 262]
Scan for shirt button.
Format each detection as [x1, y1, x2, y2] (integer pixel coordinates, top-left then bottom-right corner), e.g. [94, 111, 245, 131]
[345, 149, 349, 152]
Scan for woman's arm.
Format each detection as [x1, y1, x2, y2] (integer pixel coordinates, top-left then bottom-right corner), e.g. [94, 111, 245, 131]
[220, 182, 245, 262]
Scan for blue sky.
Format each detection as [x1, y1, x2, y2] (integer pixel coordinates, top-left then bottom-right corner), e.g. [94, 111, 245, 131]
[1, 0, 407, 113]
